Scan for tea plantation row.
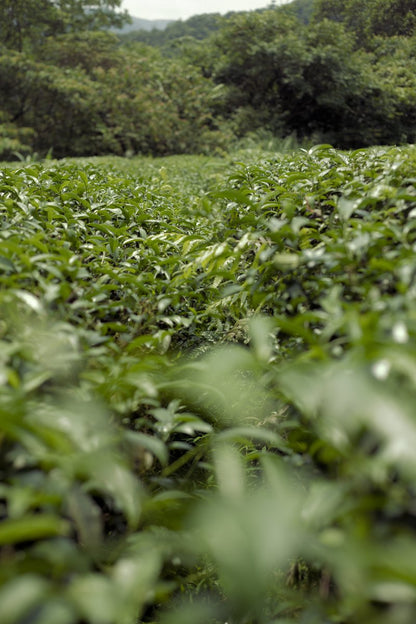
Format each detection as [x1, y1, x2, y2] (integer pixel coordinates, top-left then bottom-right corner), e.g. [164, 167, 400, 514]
[1, 145, 416, 623]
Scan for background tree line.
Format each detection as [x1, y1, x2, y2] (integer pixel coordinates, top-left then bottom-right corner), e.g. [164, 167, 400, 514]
[1, 0, 416, 159]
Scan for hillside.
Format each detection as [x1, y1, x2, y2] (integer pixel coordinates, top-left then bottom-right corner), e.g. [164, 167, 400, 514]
[119, 0, 315, 45]
[118, 11, 228, 45]
[112, 15, 173, 33]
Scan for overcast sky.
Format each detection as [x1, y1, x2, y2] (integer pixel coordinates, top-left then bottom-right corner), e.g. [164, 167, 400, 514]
[121, 1, 284, 21]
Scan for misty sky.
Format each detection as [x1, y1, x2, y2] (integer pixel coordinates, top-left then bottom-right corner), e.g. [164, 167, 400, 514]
[120, 1, 284, 20]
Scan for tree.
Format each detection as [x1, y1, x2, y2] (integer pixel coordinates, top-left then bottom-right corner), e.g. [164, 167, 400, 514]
[210, 9, 404, 147]
[0, 0, 129, 52]
[280, 0, 315, 24]
[369, 0, 416, 37]
[0, 50, 105, 157]
[0, 40, 228, 159]
[52, 0, 130, 33]
[0, 0, 60, 52]
[314, 0, 416, 45]
[36, 31, 122, 74]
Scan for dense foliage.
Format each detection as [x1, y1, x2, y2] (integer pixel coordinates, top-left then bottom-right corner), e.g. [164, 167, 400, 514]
[0, 0, 129, 52]
[2, 144, 416, 622]
[0, 1, 227, 159]
[2, 1, 416, 622]
[1, 0, 416, 159]
[314, 0, 416, 42]
[0, 36, 228, 159]
[209, 8, 416, 147]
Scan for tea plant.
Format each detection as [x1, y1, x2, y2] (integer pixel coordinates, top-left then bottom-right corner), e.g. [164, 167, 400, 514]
[2, 145, 416, 623]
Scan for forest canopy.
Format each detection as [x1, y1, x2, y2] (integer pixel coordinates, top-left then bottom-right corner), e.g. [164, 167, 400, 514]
[1, 0, 416, 159]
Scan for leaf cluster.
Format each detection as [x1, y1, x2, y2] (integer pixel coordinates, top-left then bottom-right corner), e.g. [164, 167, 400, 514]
[209, 8, 416, 148]
[0, 43, 229, 159]
[2, 145, 416, 623]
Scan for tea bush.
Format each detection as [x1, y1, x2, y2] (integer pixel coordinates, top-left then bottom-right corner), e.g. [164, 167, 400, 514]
[2, 145, 416, 623]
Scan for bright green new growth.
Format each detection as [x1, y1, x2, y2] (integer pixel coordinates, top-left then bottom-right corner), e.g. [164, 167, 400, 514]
[2, 145, 416, 623]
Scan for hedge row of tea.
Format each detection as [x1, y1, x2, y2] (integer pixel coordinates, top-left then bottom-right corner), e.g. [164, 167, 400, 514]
[2, 145, 416, 623]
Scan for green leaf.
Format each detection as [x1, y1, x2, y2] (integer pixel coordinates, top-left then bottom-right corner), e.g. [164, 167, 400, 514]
[123, 430, 168, 466]
[0, 576, 50, 624]
[0, 514, 69, 545]
[273, 252, 300, 270]
[337, 197, 357, 220]
[68, 575, 119, 624]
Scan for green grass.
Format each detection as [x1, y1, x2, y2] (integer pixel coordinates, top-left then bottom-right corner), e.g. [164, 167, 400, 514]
[2, 145, 416, 623]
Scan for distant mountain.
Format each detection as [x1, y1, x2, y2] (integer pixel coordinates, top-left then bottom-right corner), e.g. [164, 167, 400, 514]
[116, 1, 315, 46]
[118, 12, 225, 45]
[113, 16, 173, 33]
